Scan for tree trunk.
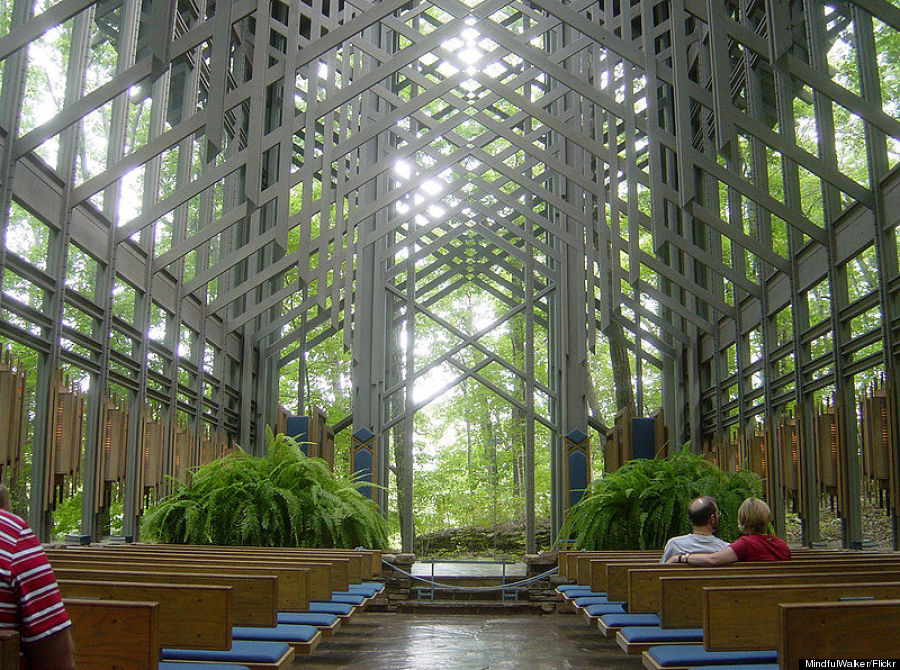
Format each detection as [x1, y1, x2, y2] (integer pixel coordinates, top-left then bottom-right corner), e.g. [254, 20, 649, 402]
[390, 305, 413, 551]
[603, 316, 636, 418]
[509, 313, 526, 503]
[585, 360, 611, 445]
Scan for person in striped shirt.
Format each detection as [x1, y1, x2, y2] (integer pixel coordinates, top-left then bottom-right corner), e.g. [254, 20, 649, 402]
[0, 487, 75, 669]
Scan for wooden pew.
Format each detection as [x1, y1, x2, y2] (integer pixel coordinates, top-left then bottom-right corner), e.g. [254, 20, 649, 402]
[51, 545, 384, 616]
[778, 599, 900, 669]
[557, 551, 659, 583]
[591, 559, 661, 593]
[659, 568, 900, 628]
[585, 551, 852, 593]
[115, 544, 366, 584]
[612, 558, 900, 664]
[599, 568, 900, 638]
[58, 580, 233, 651]
[48, 548, 338, 600]
[54, 567, 278, 627]
[47, 552, 321, 607]
[58, 580, 301, 666]
[69, 544, 381, 608]
[580, 549, 875, 591]
[66, 599, 158, 669]
[49, 553, 354, 636]
[580, 553, 897, 621]
[619, 557, 900, 612]
[132, 544, 383, 581]
[115, 546, 377, 608]
[704, 582, 900, 652]
[574, 552, 661, 586]
[0, 631, 17, 670]
[54, 565, 340, 637]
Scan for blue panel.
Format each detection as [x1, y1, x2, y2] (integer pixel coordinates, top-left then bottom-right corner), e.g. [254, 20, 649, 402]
[567, 450, 588, 508]
[353, 427, 375, 442]
[632, 418, 655, 459]
[286, 416, 309, 455]
[566, 428, 588, 443]
[353, 449, 373, 499]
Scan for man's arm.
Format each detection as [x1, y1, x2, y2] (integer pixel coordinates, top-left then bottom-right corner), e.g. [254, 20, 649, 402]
[659, 538, 678, 564]
[22, 627, 75, 670]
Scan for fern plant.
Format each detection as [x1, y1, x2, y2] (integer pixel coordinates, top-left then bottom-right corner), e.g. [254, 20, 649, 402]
[142, 428, 388, 548]
[559, 447, 761, 550]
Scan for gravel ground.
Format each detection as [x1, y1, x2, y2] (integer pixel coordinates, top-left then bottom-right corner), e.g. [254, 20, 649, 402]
[784, 491, 894, 549]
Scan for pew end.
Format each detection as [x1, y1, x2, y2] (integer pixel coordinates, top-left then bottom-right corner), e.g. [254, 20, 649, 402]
[0, 630, 18, 670]
[65, 598, 159, 670]
[778, 599, 900, 670]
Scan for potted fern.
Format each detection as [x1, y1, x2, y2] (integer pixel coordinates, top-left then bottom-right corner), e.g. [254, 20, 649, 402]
[560, 447, 762, 549]
[142, 428, 388, 548]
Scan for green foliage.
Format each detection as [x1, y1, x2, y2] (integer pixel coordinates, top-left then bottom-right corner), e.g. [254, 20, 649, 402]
[49, 490, 124, 541]
[142, 428, 388, 549]
[559, 448, 762, 550]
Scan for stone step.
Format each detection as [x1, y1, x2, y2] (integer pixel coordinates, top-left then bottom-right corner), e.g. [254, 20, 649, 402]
[406, 585, 529, 602]
[395, 599, 549, 615]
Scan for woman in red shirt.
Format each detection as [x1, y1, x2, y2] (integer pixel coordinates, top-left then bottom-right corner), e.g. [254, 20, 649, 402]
[666, 497, 791, 566]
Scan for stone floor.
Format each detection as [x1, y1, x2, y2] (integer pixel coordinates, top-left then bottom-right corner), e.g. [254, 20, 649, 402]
[291, 612, 644, 669]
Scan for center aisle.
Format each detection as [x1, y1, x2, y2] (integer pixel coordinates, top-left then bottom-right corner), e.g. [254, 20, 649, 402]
[291, 612, 645, 669]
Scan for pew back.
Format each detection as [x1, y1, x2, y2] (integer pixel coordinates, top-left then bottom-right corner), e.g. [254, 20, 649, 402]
[0, 630, 17, 670]
[131, 544, 381, 579]
[577, 554, 662, 586]
[562, 552, 659, 583]
[54, 567, 277, 626]
[705, 582, 900, 651]
[57, 580, 232, 650]
[120, 545, 363, 581]
[49, 547, 341, 593]
[47, 553, 319, 606]
[659, 569, 900, 628]
[622, 558, 900, 611]
[65, 598, 158, 670]
[593, 560, 660, 593]
[778, 600, 900, 669]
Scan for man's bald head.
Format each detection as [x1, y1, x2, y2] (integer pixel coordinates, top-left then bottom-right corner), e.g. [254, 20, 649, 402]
[688, 496, 718, 529]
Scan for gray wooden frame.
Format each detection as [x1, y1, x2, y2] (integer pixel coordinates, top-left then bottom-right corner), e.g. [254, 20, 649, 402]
[0, 0, 897, 550]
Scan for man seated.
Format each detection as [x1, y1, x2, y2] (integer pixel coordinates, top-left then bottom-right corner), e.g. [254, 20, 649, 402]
[0, 485, 75, 669]
[667, 497, 791, 566]
[660, 496, 728, 563]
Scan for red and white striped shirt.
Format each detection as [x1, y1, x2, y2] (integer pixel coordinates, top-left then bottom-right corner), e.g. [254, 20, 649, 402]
[0, 509, 71, 664]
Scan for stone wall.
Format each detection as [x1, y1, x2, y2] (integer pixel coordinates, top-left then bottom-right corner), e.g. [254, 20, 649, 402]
[414, 519, 553, 557]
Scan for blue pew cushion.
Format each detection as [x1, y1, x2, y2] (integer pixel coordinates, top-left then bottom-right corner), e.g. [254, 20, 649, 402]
[277, 612, 338, 627]
[329, 593, 366, 605]
[645, 644, 777, 667]
[232, 624, 318, 643]
[161, 640, 291, 664]
[583, 603, 626, 616]
[600, 613, 660, 627]
[159, 664, 250, 670]
[347, 584, 381, 596]
[619, 626, 703, 643]
[347, 587, 379, 597]
[359, 581, 384, 590]
[686, 666, 779, 670]
[556, 584, 594, 594]
[572, 595, 621, 606]
[308, 602, 354, 615]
